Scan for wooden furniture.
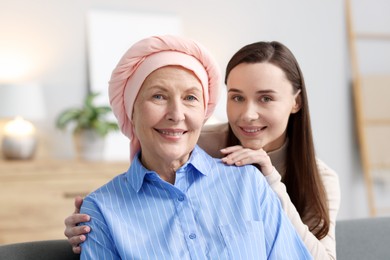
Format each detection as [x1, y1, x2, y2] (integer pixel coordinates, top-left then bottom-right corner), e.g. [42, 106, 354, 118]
[0, 160, 129, 245]
[346, 0, 390, 216]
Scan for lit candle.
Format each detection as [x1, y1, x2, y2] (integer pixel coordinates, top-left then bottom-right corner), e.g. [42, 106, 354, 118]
[2, 116, 37, 159]
[3, 116, 36, 137]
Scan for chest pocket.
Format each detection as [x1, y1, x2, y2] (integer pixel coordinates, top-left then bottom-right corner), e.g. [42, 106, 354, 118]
[219, 220, 266, 259]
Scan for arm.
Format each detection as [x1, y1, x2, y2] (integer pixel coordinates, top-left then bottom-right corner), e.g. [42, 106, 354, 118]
[265, 160, 340, 260]
[255, 167, 312, 259]
[64, 196, 91, 253]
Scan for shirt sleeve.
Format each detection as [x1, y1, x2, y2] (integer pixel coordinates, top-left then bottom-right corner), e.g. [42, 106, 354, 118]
[80, 195, 121, 260]
[256, 168, 313, 259]
[265, 160, 340, 260]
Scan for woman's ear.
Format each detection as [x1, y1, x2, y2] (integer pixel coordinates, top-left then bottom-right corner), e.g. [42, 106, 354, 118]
[291, 90, 302, 114]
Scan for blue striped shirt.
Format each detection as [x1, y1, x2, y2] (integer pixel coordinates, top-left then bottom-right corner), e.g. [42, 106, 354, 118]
[80, 145, 312, 260]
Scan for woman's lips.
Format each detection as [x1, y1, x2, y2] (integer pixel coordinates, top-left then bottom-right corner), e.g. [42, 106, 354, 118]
[239, 126, 266, 136]
[157, 129, 186, 136]
[155, 129, 188, 140]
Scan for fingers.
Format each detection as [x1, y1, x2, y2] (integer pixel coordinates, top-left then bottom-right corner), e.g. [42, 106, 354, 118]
[64, 213, 90, 227]
[221, 147, 271, 166]
[64, 214, 91, 238]
[64, 224, 91, 240]
[74, 196, 84, 214]
[220, 145, 243, 154]
[65, 196, 89, 254]
[64, 223, 91, 237]
[65, 225, 91, 252]
[221, 145, 246, 165]
[69, 233, 87, 248]
[222, 147, 260, 165]
[70, 234, 87, 254]
[68, 226, 91, 254]
[72, 245, 82, 254]
[221, 146, 274, 176]
[223, 152, 257, 166]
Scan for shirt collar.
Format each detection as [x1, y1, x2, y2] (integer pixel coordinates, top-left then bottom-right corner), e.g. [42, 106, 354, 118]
[187, 145, 211, 177]
[126, 152, 152, 192]
[126, 145, 210, 192]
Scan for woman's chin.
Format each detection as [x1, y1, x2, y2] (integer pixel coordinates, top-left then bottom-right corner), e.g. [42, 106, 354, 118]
[240, 140, 265, 150]
[160, 148, 191, 163]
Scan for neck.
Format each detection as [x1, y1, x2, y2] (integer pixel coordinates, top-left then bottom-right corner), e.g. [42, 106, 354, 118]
[140, 153, 189, 184]
[268, 139, 288, 176]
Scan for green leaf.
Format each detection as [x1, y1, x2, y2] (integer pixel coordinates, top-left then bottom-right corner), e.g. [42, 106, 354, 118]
[55, 91, 118, 137]
[56, 108, 82, 129]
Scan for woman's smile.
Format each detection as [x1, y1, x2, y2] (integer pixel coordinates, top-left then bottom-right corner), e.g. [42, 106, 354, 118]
[155, 128, 187, 139]
[239, 125, 267, 135]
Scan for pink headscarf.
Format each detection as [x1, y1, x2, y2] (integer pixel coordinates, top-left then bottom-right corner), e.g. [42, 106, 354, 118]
[108, 35, 221, 162]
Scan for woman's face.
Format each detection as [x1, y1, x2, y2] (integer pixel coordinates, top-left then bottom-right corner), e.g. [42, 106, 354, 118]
[132, 66, 205, 168]
[226, 62, 301, 152]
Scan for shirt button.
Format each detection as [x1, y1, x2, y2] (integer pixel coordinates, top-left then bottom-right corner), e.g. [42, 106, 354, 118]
[189, 233, 196, 239]
[178, 196, 184, 202]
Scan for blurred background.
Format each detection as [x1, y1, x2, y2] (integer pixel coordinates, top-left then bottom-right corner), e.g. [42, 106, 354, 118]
[0, 0, 389, 242]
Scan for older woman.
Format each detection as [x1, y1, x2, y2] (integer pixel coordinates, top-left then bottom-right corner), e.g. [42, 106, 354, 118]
[78, 35, 311, 259]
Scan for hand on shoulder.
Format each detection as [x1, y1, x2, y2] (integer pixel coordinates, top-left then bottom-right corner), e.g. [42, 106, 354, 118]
[220, 145, 274, 176]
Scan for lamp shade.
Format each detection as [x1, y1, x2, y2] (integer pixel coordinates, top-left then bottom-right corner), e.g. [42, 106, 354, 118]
[0, 83, 46, 120]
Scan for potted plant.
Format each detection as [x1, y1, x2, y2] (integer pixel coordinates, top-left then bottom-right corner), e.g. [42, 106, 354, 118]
[56, 92, 119, 160]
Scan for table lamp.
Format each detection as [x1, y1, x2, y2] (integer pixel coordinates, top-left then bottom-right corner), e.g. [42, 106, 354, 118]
[0, 83, 46, 160]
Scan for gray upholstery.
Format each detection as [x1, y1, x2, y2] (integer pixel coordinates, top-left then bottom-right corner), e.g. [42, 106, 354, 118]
[0, 239, 79, 260]
[336, 217, 390, 260]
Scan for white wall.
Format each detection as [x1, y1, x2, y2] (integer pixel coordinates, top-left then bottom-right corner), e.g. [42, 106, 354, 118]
[2, 0, 386, 219]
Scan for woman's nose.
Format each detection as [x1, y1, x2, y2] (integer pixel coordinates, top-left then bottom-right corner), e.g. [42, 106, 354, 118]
[241, 102, 260, 122]
[165, 99, 185, 122]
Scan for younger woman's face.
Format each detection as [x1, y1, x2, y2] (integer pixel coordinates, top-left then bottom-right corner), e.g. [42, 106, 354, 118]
[226, 62, 301, 152]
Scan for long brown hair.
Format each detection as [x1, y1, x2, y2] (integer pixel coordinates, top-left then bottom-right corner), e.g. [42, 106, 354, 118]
[225, 41, 329, 239]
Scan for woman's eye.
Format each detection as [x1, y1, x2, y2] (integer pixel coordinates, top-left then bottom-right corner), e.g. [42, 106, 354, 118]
[185, 95, 198, 101]
[152, 94, 164, 100]
[231, 95, 244, 102]
[260, 96, 272, 102]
